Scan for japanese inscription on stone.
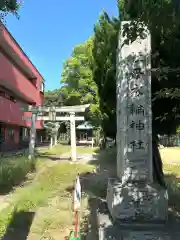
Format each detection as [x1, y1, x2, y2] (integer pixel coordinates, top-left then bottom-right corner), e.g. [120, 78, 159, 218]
[117, 21, 152, 182]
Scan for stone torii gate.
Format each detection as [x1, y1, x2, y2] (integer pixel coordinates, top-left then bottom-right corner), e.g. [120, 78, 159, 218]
[23, 104, 90, 161]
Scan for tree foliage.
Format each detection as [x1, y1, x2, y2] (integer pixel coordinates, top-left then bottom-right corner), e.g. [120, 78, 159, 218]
[61, 38, 101, 126]
[117, 0, 180, 135]
[0, 0, 21, 20]
[45, 38, 102, 127]
[91, 1, 180, 138]
[43, 122, 60, 137]
[44, 89, 64, 107]
[45, 1, 180, 138]
[61, 39, 96, 105]
[92, 11, 119, 138]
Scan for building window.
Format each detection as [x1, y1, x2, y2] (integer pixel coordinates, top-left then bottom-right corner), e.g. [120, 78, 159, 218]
[8, 128, 14, 140]
[0, 124, 5, 143]
[0, 90, 17, 103]
[10, 96, 16, 103]
[0, 91, 5, 97]
[40, 81, 45, 93]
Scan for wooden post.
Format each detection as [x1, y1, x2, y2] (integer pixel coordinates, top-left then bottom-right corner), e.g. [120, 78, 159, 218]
[92, 138, 94, 149]
[50, 137, 53, 149]
[54, 135, 57, 145]
[70, 112, 76, 161]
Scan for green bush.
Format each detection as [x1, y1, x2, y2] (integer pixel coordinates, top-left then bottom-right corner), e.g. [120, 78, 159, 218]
[0, 156, 36, 193]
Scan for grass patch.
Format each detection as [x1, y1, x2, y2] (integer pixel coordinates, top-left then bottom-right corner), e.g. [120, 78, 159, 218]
[82, 147, 180, 211]
[0, 161, 95, 239]
[164, 163, 180, 211]
[38, 144, 70, 155]
[1, 147, 180, 239]
[0, 156, 37, 194]
[77, 146, 99, 154]
[29, 195, 89, 239]
[161, 148, 180, 211]
[38, 144, 98, 156]
[78, 148, 117, 199]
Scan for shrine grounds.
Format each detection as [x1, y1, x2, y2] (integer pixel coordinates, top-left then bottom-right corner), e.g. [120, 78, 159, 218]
[0, 145, 179, 239]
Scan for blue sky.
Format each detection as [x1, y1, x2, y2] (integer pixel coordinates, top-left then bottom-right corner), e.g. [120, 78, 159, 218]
[6, 0, 118, 91]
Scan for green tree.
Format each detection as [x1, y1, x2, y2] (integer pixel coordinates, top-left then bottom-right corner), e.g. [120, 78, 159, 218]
[44, 122, 60, 148]
[60, 38, 102, 126]
[0, 0, 21, 20]
[92, 11, 119, 138]
[43, 90, 68, 136]
[118, 0, 180, 135]
[92, 2, 180, 138]
[43, 39, 102, 137]
[177, 126, 180, 135]
[92, 1, 180, 186]
[44, 89, 64, 107]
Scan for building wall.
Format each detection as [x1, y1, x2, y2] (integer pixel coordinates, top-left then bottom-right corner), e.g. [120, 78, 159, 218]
[0, 50, 44, 129]
[0, 124, 19, 151]
[0, 86, 29, 126]
[1, 25, 44, 91]
[0, 51, 43, 104]
[0, 25, 45, 152]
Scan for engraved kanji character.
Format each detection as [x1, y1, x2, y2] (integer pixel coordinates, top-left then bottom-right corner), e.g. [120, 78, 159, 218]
[136, 105, 145, 116]
[130, 84, 144, 97]
[130, 68, 141, 79]
[129, 141, 137, 152]
[136, 120, 145, 131]
[127, 103, 135, 115]
[136, 140, 145, 150]
[129, 120, 135, 129]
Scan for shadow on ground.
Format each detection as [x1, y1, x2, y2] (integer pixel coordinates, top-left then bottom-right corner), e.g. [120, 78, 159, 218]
[72, 147, 180, 239]
[65, 147, 116, 239]
[80, 147, 117, 198]
[36, 152, 71, 162]
[2, 209, 35, 240]
[165, 173, 180, 211]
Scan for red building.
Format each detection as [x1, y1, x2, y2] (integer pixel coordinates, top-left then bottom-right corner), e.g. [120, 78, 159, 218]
[0, 24, 45, 151]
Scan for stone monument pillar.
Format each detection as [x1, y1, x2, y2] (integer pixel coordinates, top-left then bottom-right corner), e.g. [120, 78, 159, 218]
[107, 21, 168, 222]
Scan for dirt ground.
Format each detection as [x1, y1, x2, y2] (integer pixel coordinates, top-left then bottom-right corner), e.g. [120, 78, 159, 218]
[160, 147, 180, 164]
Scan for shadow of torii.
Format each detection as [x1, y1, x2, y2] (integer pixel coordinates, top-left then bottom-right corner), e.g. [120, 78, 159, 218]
[2, 209, 35, 240]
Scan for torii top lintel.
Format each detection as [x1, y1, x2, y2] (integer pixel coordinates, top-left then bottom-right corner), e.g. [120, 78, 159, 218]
[24, 104, 90, 113]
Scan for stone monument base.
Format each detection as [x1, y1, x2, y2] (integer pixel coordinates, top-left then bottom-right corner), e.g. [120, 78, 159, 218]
[86, 198, 180, 240]
[97, 203, 180, 240]
[107, 178, 168, 222]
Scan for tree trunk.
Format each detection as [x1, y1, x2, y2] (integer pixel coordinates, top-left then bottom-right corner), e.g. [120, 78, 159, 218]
[152, 137, 166, 188]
